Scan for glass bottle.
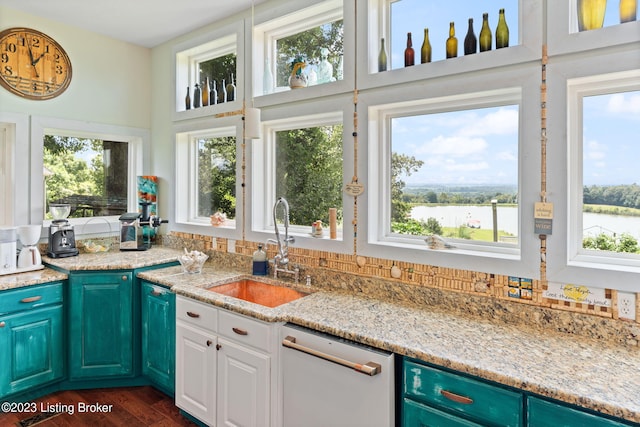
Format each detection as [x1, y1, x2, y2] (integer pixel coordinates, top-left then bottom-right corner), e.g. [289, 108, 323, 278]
[495, 8, 509, 49]
[185, 86, 191, 110]
[193, 83, 201, 108]
[445, 22, 458, 59]
[577, 0, 607, 31]
[220, 79, 227, 104]
[202, 77, 210, 107]
[463, 18, 477, 55]
[620, 0, 637, 23]
[404, 32, 415, 67]
[226, 74, 236, 102]
[263, 58, 274, 94]
[479, 13, 492, 52]
[252, 244, 268, 276]
[420, 28, 432, 63]
[209, 80, 218, 105]
[378, 38, 388, 72]
[337, 55, 344, 81]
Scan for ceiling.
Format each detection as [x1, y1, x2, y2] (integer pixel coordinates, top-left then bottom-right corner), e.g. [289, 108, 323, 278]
[1, 0, 268, 48]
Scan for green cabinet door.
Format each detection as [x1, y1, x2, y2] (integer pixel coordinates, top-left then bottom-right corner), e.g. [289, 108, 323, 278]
[527, 397, 632, 427]
[0, 304, 64, 397]
[141, 281, 175, 394]
[68, 271, 134, 379]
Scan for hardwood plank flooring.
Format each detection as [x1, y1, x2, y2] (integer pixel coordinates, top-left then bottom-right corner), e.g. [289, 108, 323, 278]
[0, 386, 197, 427]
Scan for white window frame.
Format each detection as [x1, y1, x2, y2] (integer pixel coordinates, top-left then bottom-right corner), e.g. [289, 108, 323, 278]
[0, 113, 29, 227]
[173, 21, 244, 120]
[358, 66, 540, 279]
[30, 116, 146, 237]
[174, 117, 243, 241]
[247, 96, 353, 254]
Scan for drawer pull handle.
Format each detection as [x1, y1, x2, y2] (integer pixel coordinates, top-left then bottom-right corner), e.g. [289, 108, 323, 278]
[20, 296, 42, 303]
[151, 290, 163, 296]
[187, 311, 200, 318]
[440, 390, 474, 405]
[232, 327, 248, 336]
[0, 321, 5, 328]
[122, 275, 128, 281]
[206, 340, 213, 347]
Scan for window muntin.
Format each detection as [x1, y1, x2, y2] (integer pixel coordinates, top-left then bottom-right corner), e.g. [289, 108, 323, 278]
[195, 135, 236, 220]
[390, 105, 519, 245]
[388, 0, 520, 69]
[43, 136, 128, 219]
[577, 90, 640, 256]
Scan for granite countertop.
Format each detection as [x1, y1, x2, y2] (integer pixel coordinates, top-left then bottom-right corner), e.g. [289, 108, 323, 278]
[42, 247, 182, 271]
[0, 268, 68, 291]
[139, 266, 640, 424]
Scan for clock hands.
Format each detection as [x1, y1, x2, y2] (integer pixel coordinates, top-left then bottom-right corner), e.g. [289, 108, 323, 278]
[25, 37, 42, 77]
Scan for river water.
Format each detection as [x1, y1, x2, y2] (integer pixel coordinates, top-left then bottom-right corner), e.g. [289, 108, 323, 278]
[410, 205, 640, 239]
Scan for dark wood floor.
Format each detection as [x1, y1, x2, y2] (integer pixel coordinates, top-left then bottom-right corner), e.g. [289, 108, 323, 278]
[0, 386, 197, 427]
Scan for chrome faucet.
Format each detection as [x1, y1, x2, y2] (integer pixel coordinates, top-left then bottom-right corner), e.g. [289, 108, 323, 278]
[266, 197, 299, 282]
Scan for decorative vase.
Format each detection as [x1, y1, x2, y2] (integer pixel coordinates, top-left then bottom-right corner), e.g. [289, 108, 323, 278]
[288, 56, 308, 89]
[620, 0, 637, 22]
[577, 0, 607, 31]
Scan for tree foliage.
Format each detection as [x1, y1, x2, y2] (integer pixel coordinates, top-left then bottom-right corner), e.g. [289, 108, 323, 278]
[391, 153, 424, 222]
[198, 137, 236, 218]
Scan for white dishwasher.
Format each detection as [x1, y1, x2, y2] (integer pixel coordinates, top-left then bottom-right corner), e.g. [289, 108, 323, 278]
[281, 323, 395, 427]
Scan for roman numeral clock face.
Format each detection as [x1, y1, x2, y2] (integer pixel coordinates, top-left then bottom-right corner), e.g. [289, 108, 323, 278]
[0, 27, 72, 100]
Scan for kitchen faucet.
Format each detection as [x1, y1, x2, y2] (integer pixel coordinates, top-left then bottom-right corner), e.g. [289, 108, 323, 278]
[266, 197, 299, 282]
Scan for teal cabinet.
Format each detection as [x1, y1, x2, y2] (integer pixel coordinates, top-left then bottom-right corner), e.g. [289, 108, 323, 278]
[141, 280, 175, 394]
[527, 397, 633, 427]
[402, 357, 524, 427]
[68, 271, 134, 379]
[0, 282, 64, 398]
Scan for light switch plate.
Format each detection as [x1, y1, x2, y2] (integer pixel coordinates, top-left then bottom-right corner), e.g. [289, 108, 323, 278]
[617, 292, 636, 321]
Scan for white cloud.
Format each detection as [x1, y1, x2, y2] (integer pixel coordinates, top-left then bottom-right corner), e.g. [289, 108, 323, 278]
[414, 135, 487, 157]
[585, 139, 607, 161]
[457, 107, 519, 137]
[444, 161, 490, 172]
[606, 93, 640, 115]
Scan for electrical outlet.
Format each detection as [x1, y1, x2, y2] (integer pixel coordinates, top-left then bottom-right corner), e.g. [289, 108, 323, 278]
[617, 292, 636, 321]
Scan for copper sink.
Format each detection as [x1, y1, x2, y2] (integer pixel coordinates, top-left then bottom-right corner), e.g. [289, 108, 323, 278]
[207, 279, 308, 307]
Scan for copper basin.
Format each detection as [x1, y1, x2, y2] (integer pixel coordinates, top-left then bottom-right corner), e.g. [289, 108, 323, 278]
[207, 279, 308, 307]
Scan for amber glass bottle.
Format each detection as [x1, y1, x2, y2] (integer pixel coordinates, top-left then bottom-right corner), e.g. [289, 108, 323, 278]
[496, 8, 509, 49]
[202, 77, 210, 107]
[463, 18, 477, 55]
[446, 22, 458, 58]
[226, 74, 236, 102]
[479, 13, 492, 52]
[421, 28, 432, 63]
[620, 0, 637, 23]
[404, 32, 415, 66]
[378, 38, 388, 72]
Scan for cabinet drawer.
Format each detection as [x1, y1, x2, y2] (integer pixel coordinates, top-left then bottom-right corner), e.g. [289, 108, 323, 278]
[141, 281, 172, 301]
[403, 398, 483, 427]
[176, 296, 217, 332]
[0, 282, 64, 315]
[528, 397, 630, 427]
[218, 309, 271, 352]
[404, 360, 523, 426]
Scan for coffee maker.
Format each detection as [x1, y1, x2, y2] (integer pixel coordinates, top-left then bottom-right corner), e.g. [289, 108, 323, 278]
[47, 204, 79, 258]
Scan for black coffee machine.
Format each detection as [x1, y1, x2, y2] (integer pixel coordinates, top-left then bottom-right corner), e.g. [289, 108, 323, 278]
[47, 204, 79, 258]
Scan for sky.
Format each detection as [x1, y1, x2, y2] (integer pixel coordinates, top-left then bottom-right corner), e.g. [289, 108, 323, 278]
[389, 0, 638, 187]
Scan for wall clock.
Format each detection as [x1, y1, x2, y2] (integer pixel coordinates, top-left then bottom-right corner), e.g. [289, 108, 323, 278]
[0, 27, 72, 100]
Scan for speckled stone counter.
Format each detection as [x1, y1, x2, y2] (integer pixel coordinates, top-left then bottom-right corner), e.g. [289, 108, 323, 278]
[42, 247, 182, 271]
[139, 266, 640, 424]
[0, 268, 67, 291]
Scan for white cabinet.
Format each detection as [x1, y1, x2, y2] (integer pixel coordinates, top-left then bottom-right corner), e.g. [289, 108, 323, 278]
[175, 295, 275, 427]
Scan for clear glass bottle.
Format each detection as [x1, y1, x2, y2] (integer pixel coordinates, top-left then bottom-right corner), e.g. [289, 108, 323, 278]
[404, 32, 415, 66]
[220, 79, 227, 104]
[421, 28, 432, 63]
[495, 8, 509, 49]
[252, 244, 268, 275]
[445, 22, 458, 59]
[263, 58, 274, 94]
[378, 38, 388, 72]
[464, 18, 477, 55]
[479, 13, 492, 52]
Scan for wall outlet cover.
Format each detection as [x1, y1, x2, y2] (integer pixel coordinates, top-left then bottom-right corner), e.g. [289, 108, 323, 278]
[617, 292, 636, 321]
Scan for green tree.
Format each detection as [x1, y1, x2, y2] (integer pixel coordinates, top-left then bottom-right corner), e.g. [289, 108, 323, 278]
[198, 137, 237, 218]
[391, 153, 424, 222]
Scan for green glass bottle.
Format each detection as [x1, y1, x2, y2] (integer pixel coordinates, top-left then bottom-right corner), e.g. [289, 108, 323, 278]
[463, 18, 477, 55]
[445, 22, 457, 59]
[479, 13, 492, 52]
[496, 8, 509, 49]
[421, 28, 432, 63]
[378, 38, 387, 72]
[185, 87, 191, 110]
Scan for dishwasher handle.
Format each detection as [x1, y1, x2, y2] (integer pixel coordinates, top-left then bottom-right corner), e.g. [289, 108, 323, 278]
[282, 335, 382, 376]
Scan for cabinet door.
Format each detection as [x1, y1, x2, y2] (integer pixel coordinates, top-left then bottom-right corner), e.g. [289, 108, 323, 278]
[216, 337, 270, 427]
[175, 322, 217, 426]
[68, 272, 133, 379]
[141, 281, 175, 394]
[403, 398, 483, 427]
[527, 397, 631, 427]
[0, 305, 64, 397]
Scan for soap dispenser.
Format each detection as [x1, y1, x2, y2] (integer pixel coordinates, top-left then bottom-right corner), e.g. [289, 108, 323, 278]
[252, 244, 268, 276]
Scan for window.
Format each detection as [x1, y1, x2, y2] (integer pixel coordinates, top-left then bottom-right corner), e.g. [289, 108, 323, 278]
[388, 0, 520, 68]
[568, 71, 640, 266]
[43, 136, 128, 219]
[198, 53, 237, 105]
[175, 124, 242, 237]
[253, 0, 344, 96]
